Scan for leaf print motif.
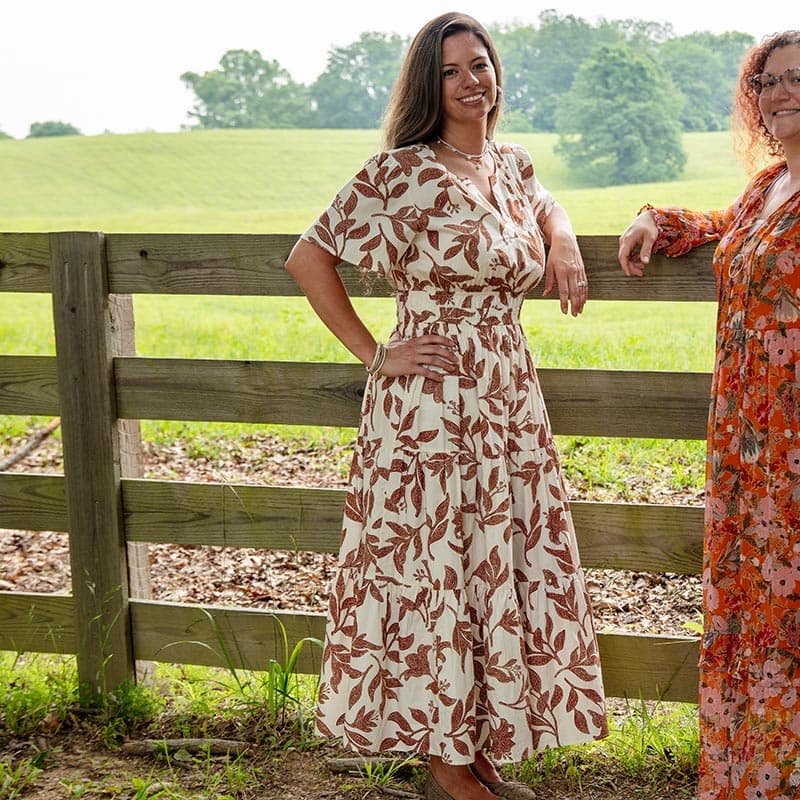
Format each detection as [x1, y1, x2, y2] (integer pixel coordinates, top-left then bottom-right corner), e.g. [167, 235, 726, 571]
[303, 142, 607, 764]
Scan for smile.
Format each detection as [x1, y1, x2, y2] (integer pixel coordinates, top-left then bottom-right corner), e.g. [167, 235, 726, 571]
[458, 92, 485, 104]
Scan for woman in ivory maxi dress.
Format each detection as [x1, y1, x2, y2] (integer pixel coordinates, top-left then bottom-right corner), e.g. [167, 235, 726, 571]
[285, 12, 607, 800]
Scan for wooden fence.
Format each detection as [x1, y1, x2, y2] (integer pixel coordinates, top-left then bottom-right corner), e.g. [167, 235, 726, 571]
[0, 231, 715, 704]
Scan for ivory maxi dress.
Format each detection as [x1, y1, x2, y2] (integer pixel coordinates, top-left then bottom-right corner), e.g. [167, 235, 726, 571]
[301, 141, 608, 764]
[647, 161, 800, 800]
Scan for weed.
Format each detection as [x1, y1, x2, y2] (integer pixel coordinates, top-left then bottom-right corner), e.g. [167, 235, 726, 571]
[0, 757, 43, 799]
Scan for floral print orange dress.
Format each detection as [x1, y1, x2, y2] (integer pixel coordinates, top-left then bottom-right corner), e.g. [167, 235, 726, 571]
[647, 161, 800, 800]
[301, 141, 608, 764]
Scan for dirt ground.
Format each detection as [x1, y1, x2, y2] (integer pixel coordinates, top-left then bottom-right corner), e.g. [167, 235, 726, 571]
[0, 431, 702, 799]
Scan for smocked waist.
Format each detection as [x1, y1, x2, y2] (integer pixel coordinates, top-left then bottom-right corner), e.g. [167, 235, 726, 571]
[395, 289, 523, 330]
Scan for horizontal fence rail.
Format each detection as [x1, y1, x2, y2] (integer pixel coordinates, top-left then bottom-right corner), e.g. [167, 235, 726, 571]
[0, 231, 712, 704]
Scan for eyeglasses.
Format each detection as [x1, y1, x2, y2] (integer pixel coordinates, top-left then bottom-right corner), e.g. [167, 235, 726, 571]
[748, 66, 800, 95]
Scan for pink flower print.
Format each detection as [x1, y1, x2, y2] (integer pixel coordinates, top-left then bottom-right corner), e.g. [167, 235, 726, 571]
[766, 330, 798, 366]
[756, 761, 782, 791]
[786, 448, 800, 475]
[770, 564, 796, 597]
[781, 686, 798, 709]
[776, 250, 797, 274]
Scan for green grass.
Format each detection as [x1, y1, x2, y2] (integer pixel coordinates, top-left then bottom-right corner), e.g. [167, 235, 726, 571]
[0, 129, 748, 234]
[0, 652, 699, 798]
[0, 127, 727, 489]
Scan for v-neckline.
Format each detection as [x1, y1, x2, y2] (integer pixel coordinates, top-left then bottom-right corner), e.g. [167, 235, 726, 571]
[425, 142, 503, 217]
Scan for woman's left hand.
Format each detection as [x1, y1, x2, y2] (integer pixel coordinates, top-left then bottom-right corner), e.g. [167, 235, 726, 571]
[542, 231, 588, 316]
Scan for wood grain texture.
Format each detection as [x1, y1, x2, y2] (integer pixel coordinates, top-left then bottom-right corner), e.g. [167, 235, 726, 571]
[105, 233, 718, 301]
[115, 358, 712, 439]
[50, 231, 134, 695]
[0, 355, 60, 415]
[0, 591, 75, 653]
[0, 233, 50, 293]
[0, 472, 67, 531]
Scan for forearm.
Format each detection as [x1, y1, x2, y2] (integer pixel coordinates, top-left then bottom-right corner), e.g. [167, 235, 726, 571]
[285, 239, 378, 367]
[541, 202, 578, 246]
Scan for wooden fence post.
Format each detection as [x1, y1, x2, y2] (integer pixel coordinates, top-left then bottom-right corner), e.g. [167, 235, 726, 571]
[49, 231, 135, 701]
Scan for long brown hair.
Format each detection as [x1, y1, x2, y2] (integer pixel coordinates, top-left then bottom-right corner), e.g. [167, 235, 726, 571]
[382, 12, 503, 150]
[733, 30, 800, 170]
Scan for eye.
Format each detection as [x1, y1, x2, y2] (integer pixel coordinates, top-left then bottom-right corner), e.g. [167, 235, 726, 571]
[789, 69, 800, 86]
[762, 75, 778, 90]
[442, 68, 458, 79]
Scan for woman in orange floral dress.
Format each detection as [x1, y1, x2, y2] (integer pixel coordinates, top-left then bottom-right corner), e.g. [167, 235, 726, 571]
[286, 12, 607, 800]
[618, 31, 800, 800]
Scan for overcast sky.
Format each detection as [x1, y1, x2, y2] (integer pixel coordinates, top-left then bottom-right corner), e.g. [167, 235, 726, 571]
[2, 1, 796, 139]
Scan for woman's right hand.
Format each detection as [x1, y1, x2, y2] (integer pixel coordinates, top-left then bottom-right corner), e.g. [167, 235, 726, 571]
[618, 210, 659, 276]
[378, 335, 459, 382]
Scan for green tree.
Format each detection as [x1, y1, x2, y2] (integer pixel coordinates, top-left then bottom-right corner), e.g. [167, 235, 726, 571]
[658, 32, 753, 131]
[0, 129, 11, 140]
[310, 32, 406, 128]
[27, 121, 81, 137]
[555, 44, 686, 185]
[181, 49, 311, 129]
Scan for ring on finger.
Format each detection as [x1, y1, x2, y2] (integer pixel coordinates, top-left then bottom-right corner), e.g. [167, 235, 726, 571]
[577, 280, 587, 287]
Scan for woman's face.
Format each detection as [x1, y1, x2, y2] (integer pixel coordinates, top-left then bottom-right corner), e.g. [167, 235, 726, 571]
[758, 43, 800, 149]
[439, 31, 497, 129]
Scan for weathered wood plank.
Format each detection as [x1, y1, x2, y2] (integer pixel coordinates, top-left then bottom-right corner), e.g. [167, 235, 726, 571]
[104, 233, 717, 302]
[105, 233, 313, 296]
[122, 479, 344, 552]
[0, 233, 51, 293]
[130, 600, 326, 675]
[598, 631, 699, 703]
[130, 600, 699, 702]
[539, 369, 711, 439]
[121, 479, 703, 574]
[571, 501, 704, 575]
[0, 591, 76, 653]
[0, 472, 703, 574]
[115, 357, 366, 427]
[0, 472, 67, 531]
[50, 231, 135, 696]
[0, 355, 60, 415]
[115, 358, 711, 439]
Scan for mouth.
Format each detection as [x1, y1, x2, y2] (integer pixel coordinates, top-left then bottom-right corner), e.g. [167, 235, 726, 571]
[458, 92, 485, 105]
[774, 108, 800, 116]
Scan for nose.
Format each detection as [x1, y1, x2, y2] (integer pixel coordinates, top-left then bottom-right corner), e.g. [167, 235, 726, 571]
[463, 70, 480, 86]
[773, 76, 791, 97]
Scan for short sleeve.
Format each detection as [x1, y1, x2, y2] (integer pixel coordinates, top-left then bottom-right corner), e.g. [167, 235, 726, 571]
[508, 144, 555, 228]
[300, 150, 420, 276]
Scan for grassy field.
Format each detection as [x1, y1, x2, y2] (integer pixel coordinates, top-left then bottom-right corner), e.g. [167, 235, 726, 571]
[0, 127, 730, 489]
[0, 128, 748, 234]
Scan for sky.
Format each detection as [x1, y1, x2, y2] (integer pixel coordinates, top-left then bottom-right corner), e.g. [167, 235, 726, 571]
[2, 1, 797, 139]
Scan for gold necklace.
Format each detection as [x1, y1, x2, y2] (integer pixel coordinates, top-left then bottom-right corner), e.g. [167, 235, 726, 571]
[437, 137, 489, 170]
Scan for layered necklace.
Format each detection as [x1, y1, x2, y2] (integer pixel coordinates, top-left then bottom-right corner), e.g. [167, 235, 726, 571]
[437, 137, 490, 170]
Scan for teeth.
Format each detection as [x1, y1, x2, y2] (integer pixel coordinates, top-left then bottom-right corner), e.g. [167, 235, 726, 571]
[460, 94, 483, 102]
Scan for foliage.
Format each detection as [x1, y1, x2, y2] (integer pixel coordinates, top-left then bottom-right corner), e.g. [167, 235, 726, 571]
[494, 12, 625, 133]
[178, 14, 754, 137]
[27, 120, 81, 137]
[658, 33, 753, 131]
[181, 49, 312, 129]
[309, 32, 407, 129]
[555, 44, 687, 185]
[0, 129, 11, 140]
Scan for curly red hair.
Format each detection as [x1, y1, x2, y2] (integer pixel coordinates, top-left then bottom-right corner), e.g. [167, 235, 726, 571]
[733, 30, 800, 170]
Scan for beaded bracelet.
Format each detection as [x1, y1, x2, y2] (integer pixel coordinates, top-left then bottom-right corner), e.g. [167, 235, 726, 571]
[366, 342, 387, 375]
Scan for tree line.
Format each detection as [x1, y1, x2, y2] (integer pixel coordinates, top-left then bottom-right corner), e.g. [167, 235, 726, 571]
[180, 11, 753, 185]
[1, 12, 754, 186]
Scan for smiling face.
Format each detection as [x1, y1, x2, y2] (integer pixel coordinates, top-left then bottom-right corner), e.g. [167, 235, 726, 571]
[759, 44, 800, 152]
[439, 30, 497, 132]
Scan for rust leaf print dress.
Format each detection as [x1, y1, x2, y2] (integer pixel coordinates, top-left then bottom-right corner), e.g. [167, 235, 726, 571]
[302, 141, 608, 764]
[648, 161, 800, 800]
